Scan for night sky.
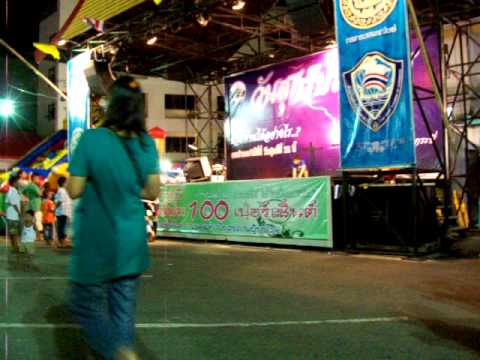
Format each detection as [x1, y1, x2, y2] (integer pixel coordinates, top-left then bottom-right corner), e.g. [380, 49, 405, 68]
[1, 0, 58, 132]
[1, 0, 57, 53]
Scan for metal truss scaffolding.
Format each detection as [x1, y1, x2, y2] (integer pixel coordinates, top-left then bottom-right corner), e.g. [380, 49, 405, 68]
[339, 5, 480, 254]
[339, 2, 450, 255]
[183, 81, 225, 159]
[444, 19, 480, 229]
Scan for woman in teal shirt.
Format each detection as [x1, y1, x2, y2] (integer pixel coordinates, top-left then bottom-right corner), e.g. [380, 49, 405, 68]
[67, 76, 160, 360]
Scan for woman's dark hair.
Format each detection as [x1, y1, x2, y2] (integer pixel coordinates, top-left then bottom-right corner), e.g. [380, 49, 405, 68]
[103, 76, 146, 136]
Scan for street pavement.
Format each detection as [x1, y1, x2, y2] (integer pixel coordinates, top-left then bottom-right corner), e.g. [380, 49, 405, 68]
[0, 238, 478, 359]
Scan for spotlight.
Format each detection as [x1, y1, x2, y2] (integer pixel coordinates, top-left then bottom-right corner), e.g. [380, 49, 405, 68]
[147, 35, 158, 45]
[232, 0, 246, 10]
[196, 11, 210, 27]
[0, 99, 14, 117]
[57, 39, 67, 46]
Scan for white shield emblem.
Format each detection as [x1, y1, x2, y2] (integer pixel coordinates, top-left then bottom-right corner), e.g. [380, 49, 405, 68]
[343, 52, 404, 132]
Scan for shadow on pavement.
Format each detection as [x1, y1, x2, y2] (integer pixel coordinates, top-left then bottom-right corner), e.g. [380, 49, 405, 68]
[418, 319, 480, 355]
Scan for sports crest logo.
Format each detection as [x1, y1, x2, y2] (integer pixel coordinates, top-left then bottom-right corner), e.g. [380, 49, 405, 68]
[340, 0, 397, 29]
[343, 52, 403, 132]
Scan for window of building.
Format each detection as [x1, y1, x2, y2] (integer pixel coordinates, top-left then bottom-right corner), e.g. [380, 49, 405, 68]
[165, 95, 195, 110]
[166, 137, 196, 153]
[47, 103, 56, 121]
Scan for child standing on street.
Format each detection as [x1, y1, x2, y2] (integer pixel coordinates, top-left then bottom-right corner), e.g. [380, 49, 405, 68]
[5, 174, 21, 253]
[42, 191, 56, 244]
[21, 210, 37, 258]
[22, 173, 43, 240]
[55, 176, 71, 248]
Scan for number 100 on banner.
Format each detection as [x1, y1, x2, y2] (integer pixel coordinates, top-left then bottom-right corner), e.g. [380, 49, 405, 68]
[157, 177, 333, 248]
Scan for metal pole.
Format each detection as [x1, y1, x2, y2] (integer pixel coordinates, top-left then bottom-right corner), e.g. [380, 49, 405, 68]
[441, 23, 450, 180]
[0, 38, 67, 100]
[184, 81, 189, 158]
[459, 24, 470, 226]
[3, 0, 9, 139]
[441, 21, 453, 245]
[412, 168, 418, 254]
[208, 83, 213, 158]
[342, 173, 351, 250]
[224, 82, 230, 179]
[4, 0, 8, 97]
[407, 0, 447, 128]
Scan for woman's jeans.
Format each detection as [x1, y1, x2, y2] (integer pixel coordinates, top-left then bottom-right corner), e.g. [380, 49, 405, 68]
[69, 276, 140, 359]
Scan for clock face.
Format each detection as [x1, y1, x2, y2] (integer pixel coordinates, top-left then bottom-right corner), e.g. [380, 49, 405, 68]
[339, 0, 398, 29]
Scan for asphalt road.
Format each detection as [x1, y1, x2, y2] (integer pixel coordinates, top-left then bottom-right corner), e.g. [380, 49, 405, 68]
[0, 239, 479, 359]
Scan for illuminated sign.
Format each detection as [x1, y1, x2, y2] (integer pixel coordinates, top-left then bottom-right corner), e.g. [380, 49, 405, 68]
[67, 51, 91, 159]
[225, 48, 341, 180]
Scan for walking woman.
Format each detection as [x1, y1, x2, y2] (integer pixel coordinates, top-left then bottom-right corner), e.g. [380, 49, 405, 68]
[67, 76, 160, 360]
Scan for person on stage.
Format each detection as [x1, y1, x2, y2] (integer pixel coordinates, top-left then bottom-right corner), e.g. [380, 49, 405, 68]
[291, 155, 309, 178]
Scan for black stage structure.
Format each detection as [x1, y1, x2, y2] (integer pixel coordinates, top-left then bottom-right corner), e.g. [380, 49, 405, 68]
[60, 0, 480, 254]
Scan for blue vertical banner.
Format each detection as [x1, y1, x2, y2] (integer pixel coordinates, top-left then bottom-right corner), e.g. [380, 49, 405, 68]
[67, 51, 91, 160]
[335, 0, 416, 169]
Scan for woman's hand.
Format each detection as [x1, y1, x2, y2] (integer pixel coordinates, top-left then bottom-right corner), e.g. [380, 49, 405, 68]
[141, 174, 161, 201]
[66, 176, 87, 199]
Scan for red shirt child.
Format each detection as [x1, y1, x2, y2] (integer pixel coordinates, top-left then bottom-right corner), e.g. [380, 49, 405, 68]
[42, 192, 56, 243]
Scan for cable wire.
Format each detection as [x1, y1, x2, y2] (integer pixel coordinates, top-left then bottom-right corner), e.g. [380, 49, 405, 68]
[8, 84, 59, 100]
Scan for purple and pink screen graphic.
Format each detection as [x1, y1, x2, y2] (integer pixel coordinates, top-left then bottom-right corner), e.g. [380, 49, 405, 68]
[225, 31, 442, 180]
[411, 28, 444, 170]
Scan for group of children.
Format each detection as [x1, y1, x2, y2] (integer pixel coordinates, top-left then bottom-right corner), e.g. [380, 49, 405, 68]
[4, 171, 71, 263]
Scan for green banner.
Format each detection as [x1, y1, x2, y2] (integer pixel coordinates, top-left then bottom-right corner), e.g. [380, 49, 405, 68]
[157, 177, 332, 248]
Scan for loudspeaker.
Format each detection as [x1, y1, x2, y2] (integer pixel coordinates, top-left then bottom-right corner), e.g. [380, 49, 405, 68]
[84, 60, 115, 96]
[286, 0, 330, 35]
